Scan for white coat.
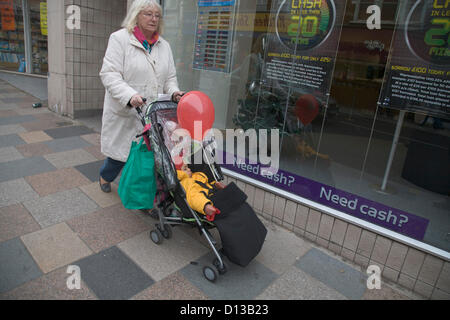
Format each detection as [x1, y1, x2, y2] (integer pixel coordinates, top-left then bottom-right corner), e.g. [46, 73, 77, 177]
[99, 28, 179, 162]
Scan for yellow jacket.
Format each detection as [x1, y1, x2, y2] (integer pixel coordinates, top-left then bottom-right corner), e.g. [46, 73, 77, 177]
[177, 170, 215, 215]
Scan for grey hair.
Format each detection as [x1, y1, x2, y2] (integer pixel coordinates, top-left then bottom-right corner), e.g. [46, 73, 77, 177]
[122, 0, 163, 34]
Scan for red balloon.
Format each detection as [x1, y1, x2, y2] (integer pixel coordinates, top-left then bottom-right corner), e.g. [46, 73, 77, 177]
[295, 94, 319, 125]
[177, 91, 215, 140]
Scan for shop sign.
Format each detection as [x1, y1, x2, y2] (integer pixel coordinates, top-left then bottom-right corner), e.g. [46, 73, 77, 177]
[262, 0, 346, 101]
[0, 0, 15, 31]
[379, 0, 450, 119]
[221, 151, 429, 241]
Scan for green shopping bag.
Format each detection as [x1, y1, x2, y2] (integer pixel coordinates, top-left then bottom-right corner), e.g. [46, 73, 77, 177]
[118, 138, 157, 210]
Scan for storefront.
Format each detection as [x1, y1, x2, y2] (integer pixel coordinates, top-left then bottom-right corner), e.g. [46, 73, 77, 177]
[0, 0, 48, 75]
[160, 0, 449, 265]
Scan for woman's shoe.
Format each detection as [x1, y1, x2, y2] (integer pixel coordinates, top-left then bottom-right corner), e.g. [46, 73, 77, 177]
[99, 177, 111, 193]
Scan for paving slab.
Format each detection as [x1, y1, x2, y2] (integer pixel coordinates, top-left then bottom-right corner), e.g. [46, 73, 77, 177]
[0, 146, 24, 163]
[22, 188, 99, 228]
[0, 110, 19, 117]
[256, 265, 347, 300]
[0, 124, 26, 135]
[0, 266, 97, 300]
[74, 159, 105, 182]
[0, 178, 40, 208]
[131, 271, 208, 300]
[44, 125, 95, 139]
[0, 134, 26, 148]
[84, 145, 106, 160]
[21, 223, 93, 274]
[362, 284, 412, 300]
[295, 248, 368, 300]
[44, 149, 97, 169]
[79, 182, 121, 208]
[43, 136, 92, 153]
[16, 142, 54, 158]
[0, 115, 36, 125]
[20, 120, 62, 131]
[25, 167, 91, 197]
[179, 251, 278, 300]
[18, 130, 53, 144]
[117, 229, 209, 282]
[0, 238, 43, 294]
[73, 246, 155, 300]
[66, 204, 150, 253]
[255, 219, 312, 275]
[80, 133, 101, 146]
[0, 156, 56, 182]
[0, 204, 40, 242]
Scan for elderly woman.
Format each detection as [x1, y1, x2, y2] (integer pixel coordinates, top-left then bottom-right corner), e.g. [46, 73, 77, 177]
[99, 0, 183, 193]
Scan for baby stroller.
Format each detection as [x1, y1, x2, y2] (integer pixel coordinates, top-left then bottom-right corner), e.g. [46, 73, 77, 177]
[135, 99, 267, 283]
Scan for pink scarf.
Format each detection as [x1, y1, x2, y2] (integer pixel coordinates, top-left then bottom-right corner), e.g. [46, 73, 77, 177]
[133, 26, 159, 53]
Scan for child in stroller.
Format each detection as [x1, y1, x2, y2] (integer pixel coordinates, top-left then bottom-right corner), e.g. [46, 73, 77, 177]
[137, 99, 267, 283]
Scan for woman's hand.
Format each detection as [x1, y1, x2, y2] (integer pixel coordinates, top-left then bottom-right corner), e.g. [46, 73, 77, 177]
[172, 91, 185, 102]
[129, 94, 145, 108]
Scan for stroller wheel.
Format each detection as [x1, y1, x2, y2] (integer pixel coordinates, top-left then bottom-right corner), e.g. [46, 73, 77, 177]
[150, 229, 162, 245]
[203, 266, 217, 283]
[158, 224, 172, 239]
[213, 258, 227, 275]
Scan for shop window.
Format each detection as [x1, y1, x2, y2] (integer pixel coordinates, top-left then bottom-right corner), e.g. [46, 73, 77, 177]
[163, 0, 449, 253]
[28, 0, 47, 75]
[0, 0, 25, 72]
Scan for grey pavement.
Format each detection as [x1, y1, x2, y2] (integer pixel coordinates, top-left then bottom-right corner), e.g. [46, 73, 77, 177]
[0, 79, 423, 301]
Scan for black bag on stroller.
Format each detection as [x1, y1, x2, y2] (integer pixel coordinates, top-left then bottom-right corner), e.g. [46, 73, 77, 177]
[210, 182, 267, 267]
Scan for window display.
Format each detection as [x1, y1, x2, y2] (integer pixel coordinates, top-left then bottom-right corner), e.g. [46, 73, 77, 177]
[163, 0, 449, 253]
[0, 0, 25, 72]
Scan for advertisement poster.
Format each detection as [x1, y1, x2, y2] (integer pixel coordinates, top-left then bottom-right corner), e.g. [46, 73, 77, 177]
[379, 0, 450, 119]
[40, 2, 47, 36]
[262, 0, 346, 96]
[221, 151, 429, 241]
[0, 0, 15, 31]
[193, 0, 236, 73]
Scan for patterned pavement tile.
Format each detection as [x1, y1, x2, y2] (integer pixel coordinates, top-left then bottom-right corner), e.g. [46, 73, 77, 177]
[84, 145, 106, 160]
[16, 142, 54, 158]
[179, 252, 278, 300]
[0, 124, 26, 136]
[25, 167, 91, 197]
[0, 134, 26, 148]
[22, 188, 99, 228]
[73, 246, 155, 300]
[0, 266, 97, 300]
[0, 238, 43, 294]
[18, 130, 53, 144]
[0, 204, 40, 242]
[362, 285, 412, 300]
[0, 146, 24, 163]
[66, 204, 150, 253]
[20, 119, 63, 132]
[256, 265, 347, 300]
[44, 125, 95, 139]
[21, 223, 93, 274]
[44, 149, 97, 169]
[80, 133, 101, 146]
[0, 110, 19, 117]
[131, 272, 208, 300]
[0, 178, 40, 208]
[79, 182, 121, 208]
[74, 160, 105, 182]
[0, 115, 36, 125]
[255, 220, 312, 275]
[0, 156, 56, 183]
[295, 248, 368, 300]
[43, 136, 92, 153]
[117, 229, 209, 282]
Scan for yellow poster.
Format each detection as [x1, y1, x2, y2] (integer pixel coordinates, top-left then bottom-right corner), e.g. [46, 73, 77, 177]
[0, 0, 16, 31]
[40, 2, 47, 36]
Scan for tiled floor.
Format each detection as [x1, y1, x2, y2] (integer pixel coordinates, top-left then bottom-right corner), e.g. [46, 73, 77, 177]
[0, 79, 422, 300]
